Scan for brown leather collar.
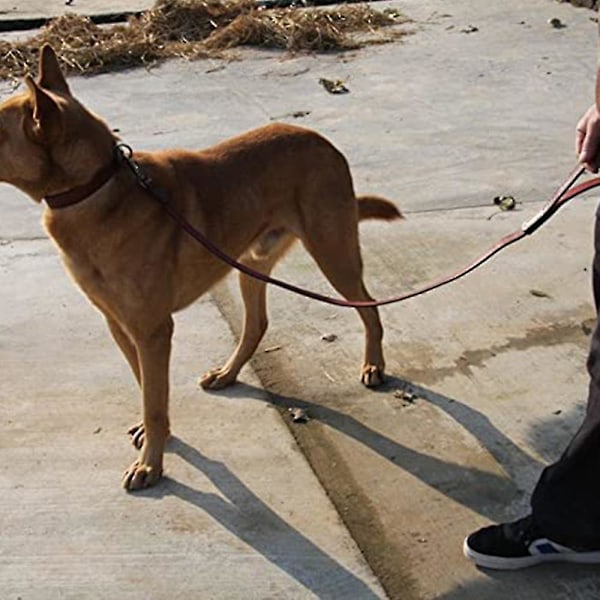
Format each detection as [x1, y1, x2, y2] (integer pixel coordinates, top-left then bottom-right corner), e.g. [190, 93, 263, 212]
[44, 157, 119, 209]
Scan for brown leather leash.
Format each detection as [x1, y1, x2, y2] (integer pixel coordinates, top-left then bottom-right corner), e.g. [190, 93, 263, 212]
[96, 145, 600, 308]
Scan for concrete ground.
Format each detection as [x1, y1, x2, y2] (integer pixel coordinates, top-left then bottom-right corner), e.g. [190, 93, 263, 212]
[2, 0, 600, 598]
[0, 0, 153, 20]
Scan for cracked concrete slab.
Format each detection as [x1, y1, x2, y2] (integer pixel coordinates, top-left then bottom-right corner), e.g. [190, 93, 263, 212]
[0, 239, 385, 600]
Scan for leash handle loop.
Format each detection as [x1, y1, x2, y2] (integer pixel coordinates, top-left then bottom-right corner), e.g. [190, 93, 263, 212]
[521, 165, 586, 234]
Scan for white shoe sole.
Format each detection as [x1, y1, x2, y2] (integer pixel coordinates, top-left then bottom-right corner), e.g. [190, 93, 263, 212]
[463, 537, 600, 570]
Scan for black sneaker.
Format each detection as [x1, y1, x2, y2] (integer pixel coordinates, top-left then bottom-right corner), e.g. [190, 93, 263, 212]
[463, 515, 600, 570]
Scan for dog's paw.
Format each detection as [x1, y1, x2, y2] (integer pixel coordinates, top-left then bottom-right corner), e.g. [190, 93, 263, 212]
[122, 459, 162, 491]
[128, 423, 145, 450]
[360, 364, 384, 388]
[199, 368, 236, 390]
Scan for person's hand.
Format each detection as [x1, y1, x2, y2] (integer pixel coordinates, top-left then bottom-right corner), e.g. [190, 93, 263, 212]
[576, 104, 600, 172]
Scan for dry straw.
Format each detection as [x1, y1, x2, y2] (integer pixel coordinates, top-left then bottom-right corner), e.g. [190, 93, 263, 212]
[0, 0, 409, 80]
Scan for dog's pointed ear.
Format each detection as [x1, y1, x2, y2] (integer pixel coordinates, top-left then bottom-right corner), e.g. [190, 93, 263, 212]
[37, 44, 70, 95]
[24, 75, 62, 140]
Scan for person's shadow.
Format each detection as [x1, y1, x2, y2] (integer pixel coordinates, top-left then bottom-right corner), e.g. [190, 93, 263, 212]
[140, 436, 383, 600]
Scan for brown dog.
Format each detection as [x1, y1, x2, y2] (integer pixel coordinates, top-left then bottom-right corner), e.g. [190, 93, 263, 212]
[1, 45, 401, 490]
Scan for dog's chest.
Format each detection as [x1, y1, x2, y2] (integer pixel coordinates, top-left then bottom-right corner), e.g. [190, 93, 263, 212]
[63, 250, 115, 308]
[46, 217, 116, 308]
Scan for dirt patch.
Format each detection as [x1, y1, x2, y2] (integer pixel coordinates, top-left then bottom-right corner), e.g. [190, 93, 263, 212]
[209, 282, 422, 600]
[401, 317, 596, 387]
[563, 0, 598, 8]
[0, 0, 410, 81]
[273, 407, 422, 600]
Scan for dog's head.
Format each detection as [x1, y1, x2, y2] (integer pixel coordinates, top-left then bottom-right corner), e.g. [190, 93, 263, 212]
[0, 44, 116, 201]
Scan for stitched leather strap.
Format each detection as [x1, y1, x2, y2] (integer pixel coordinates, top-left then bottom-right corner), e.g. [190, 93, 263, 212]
[62, 143, 600, 308]
[45, 158, 119, 209]
[119, 148, 600, 308]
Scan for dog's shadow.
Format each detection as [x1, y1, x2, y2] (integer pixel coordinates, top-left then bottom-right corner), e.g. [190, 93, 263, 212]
[209, 376, 545, 522]
[138, 377, 548, 597]
[143, 436, 382, 600]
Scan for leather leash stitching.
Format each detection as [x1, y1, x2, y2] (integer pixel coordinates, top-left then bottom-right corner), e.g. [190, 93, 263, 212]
[116, 143, 600, 309]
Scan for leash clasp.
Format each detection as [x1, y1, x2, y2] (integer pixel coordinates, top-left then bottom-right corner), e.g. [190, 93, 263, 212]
[115, 142, 154, 191]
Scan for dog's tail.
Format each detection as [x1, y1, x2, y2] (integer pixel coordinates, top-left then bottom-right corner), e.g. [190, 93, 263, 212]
[357, 196, 403, 221]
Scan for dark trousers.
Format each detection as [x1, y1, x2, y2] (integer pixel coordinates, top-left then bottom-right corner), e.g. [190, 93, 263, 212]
[531, 208, 600, 548]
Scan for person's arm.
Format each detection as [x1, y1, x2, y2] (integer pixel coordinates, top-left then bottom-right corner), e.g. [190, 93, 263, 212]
[576, 66, 600, 173]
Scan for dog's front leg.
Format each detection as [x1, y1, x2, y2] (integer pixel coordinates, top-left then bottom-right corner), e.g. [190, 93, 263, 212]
[122, 316, 173, 491]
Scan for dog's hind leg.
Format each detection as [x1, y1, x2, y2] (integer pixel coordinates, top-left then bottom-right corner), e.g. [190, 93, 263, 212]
[122, 316, 173, 491]
[301, 225, 385, 388]
[200, 231, 295, 390]
[106, 317, 141, 385]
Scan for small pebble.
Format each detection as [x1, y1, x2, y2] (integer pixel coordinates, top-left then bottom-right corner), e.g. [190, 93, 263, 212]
[264, 345, 282, 353]
[321, 333, 337, 342]
[289, 407, 310, 423]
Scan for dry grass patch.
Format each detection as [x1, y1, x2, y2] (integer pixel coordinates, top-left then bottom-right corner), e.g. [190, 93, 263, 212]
[0, 0, 410, 80]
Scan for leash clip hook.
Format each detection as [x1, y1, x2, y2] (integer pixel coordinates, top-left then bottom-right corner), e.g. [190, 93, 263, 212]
[115, 142, 154, 191]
